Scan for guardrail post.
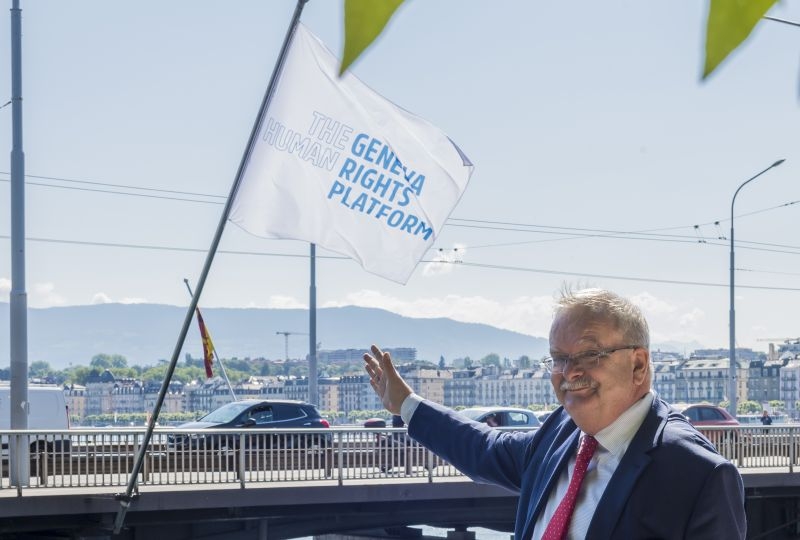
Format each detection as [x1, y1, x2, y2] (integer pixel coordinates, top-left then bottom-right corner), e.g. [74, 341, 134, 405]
[427, 449, 433, 483]
[134, 435, 145, 483]
[790, 429, 795, 474]
[238, 433, 245, 489]
[337, 431, 344, 486]
[38, 450, 47, 487]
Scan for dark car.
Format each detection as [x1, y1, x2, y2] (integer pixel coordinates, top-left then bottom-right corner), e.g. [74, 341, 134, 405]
[460, 407, 541, 428]
[168, 399, 331, 450]
[362, 418, 387, 428]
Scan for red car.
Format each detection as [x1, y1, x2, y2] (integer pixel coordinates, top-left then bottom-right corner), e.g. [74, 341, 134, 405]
[679, 404, 743, 449]
[679, 404, 739, 427]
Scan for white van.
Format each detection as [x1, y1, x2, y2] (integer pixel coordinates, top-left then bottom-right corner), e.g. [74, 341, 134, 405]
[0, 384, 70, 452]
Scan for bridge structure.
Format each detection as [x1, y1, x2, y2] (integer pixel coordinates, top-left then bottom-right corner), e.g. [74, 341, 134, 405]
[1, 425, 799, 539]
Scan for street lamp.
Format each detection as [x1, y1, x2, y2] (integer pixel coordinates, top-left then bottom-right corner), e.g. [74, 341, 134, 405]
[729, 158, 785, 416]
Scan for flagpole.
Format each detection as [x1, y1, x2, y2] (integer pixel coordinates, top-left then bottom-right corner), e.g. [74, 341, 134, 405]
[183, 279, 238, 402]
[112, 0, 309, 532]
[309, 243, 318, 405]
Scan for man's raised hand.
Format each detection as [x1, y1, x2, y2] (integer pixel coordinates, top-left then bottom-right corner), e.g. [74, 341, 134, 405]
[363, 344, 413, 415]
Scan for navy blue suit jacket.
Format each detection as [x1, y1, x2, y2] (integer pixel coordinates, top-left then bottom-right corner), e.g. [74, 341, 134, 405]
[408, 396, 746, 539]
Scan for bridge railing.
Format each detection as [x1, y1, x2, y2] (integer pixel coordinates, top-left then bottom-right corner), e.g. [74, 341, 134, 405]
[0, 424, 795, 491]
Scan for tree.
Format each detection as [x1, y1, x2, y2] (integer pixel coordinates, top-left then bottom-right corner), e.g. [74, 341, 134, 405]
[438, 355, 446, 370]
[109, 355, 128, 369]
[90, 354, 126, 369]
[60, 365, 101, 386]
[737, 400, 761, 414]
[90, 355, 110, 369]
[517, 355, 531, 369]
[29, 361, 52, 379]
[480, 353, 500, 368]
[140, 364, 207, 384]
[224, 358, 253, 373]
[768, 400, 785, 412]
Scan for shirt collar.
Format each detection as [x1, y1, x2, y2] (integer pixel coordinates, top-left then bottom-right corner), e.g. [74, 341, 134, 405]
[591, 390, 654, 458]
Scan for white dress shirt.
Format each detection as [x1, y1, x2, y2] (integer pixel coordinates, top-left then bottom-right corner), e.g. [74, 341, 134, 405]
[401, 391, 655, 540]
[530, 391, 654, 539]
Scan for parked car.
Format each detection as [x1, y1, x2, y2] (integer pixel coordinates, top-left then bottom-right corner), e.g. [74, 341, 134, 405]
[679, 404, 739, 427]
[168, 399, 331, 451]
[362, 418, 387, 428]
[459, 407, 541, 428]
[535, 411, 553, 424]
[677, 403, 743, 445]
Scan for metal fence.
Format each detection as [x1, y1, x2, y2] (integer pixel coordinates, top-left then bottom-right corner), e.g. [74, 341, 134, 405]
[1, 424, 795, 491]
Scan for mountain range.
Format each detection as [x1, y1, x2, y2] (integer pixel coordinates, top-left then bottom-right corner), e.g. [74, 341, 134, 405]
[0, 302, 551, 369]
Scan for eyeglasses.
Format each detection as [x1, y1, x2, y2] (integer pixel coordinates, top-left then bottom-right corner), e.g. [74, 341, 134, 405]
[541, 345, 640, 374]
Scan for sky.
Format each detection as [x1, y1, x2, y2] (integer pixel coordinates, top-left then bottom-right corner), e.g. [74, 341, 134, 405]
[1, 0, 799, 357]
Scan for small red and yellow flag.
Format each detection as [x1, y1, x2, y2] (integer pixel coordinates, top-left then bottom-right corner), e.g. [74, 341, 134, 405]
[195, 308, 215, 378]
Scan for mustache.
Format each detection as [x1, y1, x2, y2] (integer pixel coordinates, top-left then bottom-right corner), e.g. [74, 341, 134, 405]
[560, 379, 599, 392]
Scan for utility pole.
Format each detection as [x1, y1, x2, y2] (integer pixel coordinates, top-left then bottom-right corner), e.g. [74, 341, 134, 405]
[728, 158, 784, 417]
[10, 0, 29, 488]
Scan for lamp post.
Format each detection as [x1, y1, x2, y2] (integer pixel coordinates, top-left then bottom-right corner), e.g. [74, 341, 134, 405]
[729, 159, 785, 416]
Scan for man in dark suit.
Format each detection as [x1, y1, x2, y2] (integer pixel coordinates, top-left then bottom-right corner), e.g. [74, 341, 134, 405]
[364, 288, 746, 539]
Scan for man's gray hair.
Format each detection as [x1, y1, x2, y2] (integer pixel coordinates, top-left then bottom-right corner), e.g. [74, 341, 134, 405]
[554, 287, 650, 350]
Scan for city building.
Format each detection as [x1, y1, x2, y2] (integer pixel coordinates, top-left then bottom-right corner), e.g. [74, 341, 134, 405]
[443, 369, 478, 407]
[747, 359, 785, 404]
[63, 384, 87, 422]
[338, 374, 383, 413]
[780, 359, 800, 418]
[398, 366, 450, 406]
[84, 369, 119, 416]
[142, 380, 185, 416]
[675, 358, 747, 404]
[30, 343, 800, 424]
[652, 359, 680, 403]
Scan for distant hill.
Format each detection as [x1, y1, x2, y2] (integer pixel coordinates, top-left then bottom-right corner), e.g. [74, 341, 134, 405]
[0, 303, 549, 369]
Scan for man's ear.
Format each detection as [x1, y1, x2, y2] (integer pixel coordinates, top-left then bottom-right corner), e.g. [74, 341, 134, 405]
[632, 347, 649, 385]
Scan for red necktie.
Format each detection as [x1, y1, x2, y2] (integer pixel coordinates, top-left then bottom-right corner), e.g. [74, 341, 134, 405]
[541, 435, 599, 540]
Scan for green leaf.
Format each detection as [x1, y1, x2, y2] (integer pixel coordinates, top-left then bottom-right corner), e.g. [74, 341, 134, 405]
[703, 0, 778, 79]
[340, 0, 404, 76]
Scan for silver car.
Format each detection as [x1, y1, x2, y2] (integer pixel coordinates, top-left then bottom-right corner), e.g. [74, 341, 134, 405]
[460, 407, 541, 428]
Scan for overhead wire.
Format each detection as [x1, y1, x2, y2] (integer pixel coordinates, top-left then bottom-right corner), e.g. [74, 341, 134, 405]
[1, 171, 799, 285]
[0, 233, 798, 292]
[445, 220, 800, 253]
[2, 171, 797, 251]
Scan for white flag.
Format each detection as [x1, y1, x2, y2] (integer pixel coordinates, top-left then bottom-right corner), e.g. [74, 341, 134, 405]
[229, 24, 473, 284]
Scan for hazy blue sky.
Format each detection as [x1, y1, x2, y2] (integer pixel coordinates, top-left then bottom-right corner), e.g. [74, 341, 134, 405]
[1, 0, 799, 355]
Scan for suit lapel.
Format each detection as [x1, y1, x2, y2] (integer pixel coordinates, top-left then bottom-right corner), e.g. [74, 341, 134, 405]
[519, 424, 580, 540]
[586, 398, 669, 537]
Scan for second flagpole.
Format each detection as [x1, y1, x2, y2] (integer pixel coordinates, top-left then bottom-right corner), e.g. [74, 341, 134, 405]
[184, 278, 238, 402]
